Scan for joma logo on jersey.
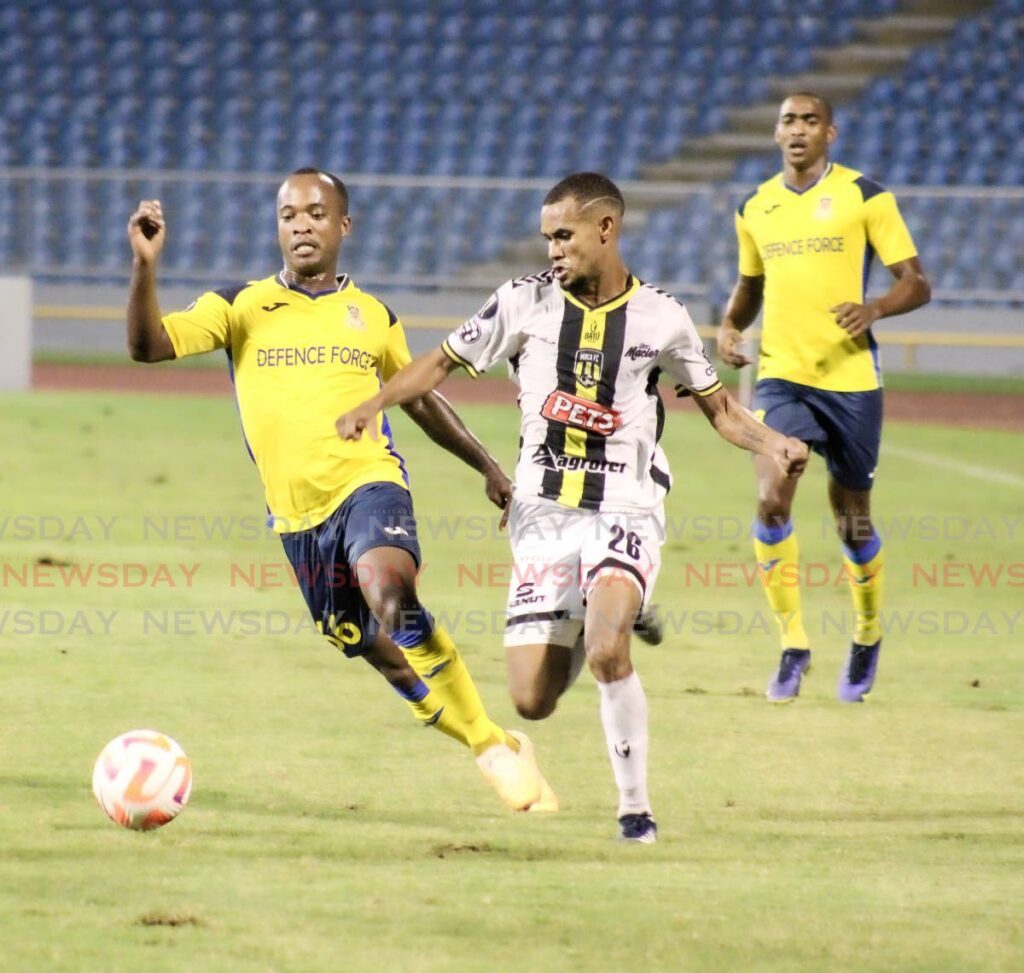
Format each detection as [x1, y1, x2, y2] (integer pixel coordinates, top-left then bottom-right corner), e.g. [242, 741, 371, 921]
[541, 391, 621, 436]
[574, 348, 603, 388]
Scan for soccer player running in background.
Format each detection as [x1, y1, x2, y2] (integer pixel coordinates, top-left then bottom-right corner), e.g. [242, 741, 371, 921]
[716, 93, 931, 703]
[337, 172, 808, 841]
[124, 168, 553, 812]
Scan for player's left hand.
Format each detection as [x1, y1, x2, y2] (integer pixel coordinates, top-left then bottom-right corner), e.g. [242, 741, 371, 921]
[774, 436, 809, 479]
[335, 402, 381, 441]
[483, 465, 514, 529]
[830, 302, 880, 338]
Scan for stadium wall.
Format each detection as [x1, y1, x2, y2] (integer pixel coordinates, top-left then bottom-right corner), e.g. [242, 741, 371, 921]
[29, 283, 1023, 378]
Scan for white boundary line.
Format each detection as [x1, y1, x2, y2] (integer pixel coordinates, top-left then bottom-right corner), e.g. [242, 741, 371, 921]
[884, 444, 1024, 489]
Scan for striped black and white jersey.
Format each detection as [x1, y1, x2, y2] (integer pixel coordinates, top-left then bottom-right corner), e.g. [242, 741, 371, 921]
[442, 271, 722, 513]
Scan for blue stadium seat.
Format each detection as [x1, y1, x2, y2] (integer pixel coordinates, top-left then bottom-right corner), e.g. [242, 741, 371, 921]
[0, 0, 1018, 300]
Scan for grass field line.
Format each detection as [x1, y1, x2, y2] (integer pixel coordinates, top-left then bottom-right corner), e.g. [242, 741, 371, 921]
[885, 443, 1024, 488]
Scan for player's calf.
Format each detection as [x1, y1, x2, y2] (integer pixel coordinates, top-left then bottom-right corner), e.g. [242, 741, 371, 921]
[509, 685, 559, 721]
[506, 641, 576, 720]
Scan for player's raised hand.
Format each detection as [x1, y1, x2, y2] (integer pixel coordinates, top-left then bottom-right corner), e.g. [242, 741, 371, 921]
[774, 436, 809, 479]
[482, 464, 514, 529]
[830, 301, 880, 339]
[716, 324, 752, 368]
[128, 200, 166, 265]
[336, 401, 381, 442]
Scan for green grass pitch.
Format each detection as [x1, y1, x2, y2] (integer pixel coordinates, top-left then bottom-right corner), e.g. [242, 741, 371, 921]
[1, 389, 1022, 972]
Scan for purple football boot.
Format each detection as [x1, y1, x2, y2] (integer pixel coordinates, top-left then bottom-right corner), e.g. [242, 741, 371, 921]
[766, 648, 812, 703]
[838, 640, 881, 703]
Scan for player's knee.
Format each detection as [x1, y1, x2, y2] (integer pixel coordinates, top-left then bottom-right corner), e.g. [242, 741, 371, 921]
[586, 640, 631, 683]
[371, 585, 420, 634]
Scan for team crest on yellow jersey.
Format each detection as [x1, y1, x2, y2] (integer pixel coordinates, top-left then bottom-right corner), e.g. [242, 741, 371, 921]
[574, 348, 603, 388]
[814, 197, 833, 220]
[346, 304, 365, 329]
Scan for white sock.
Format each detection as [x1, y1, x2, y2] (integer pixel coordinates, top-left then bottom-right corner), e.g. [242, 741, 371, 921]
[597, 671, 651, 817]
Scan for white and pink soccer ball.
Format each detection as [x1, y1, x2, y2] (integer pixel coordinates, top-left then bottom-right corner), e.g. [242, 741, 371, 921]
[92, 730, 192, 830]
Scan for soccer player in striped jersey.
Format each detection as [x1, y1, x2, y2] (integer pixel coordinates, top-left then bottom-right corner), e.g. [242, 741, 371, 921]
[337, 172, 808, 841]
[124, 168, 554, 813]
[717, 93, 931, 703]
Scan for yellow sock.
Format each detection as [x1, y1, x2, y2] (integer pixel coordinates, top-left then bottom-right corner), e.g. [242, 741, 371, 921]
[842, 532, 884, 645]
[388, 677, 474, 748]
[753, 520, 810, 650]
[396, 612, 511, 756]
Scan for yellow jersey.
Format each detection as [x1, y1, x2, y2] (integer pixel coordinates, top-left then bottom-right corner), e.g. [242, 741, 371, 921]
[162, 273, 411, 532]
[736, 162, 918, 391]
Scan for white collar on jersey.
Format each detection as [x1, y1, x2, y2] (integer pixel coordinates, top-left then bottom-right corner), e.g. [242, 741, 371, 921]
[276, 270, 350, 295]
[782, 162, 833, 196]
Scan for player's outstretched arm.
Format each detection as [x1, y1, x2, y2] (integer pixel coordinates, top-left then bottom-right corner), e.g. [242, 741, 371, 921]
[335, 347, 459, 442]
[401, 390, 513, 515]
[716, 273, 764, 369]
[694, 386, 808, 479]
[126, 200, 176, 363]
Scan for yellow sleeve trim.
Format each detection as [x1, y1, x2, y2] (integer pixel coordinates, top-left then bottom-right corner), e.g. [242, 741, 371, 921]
[441, 339, 479, 378]
[694, 381, 724, 397]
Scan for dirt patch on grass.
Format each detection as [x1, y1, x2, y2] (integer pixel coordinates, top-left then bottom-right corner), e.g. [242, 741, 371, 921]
[34, 362, 232, 396]
[136, 911, 203, 928]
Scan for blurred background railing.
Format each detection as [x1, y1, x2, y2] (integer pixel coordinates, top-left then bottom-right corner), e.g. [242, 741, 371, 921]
[2, 169, 1022, 306]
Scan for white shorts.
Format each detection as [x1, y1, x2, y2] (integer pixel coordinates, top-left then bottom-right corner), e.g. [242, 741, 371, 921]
[504, 498, 665, 648]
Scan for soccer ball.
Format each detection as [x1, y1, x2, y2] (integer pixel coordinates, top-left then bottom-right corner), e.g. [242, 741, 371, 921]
[91, 729, 192, 831]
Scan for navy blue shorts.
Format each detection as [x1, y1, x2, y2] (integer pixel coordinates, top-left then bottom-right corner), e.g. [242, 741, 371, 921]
[280, 482, 422, 656]
[753, 378, 883, 491]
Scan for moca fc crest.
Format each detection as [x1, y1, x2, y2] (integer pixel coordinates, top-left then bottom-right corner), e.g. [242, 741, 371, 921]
[574, 348, 603, 389]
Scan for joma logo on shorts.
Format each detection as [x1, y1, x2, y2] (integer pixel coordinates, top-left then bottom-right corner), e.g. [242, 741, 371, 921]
[541, 391, 621, 436]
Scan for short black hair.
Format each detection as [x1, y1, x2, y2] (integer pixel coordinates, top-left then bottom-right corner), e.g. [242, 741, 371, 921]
[544, 171, 625, 216]
[784, 92, 834, 124]
[289, 167, 349, 213]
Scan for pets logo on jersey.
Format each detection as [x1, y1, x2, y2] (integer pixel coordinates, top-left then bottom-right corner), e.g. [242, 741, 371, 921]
[541, 390, 621, 435]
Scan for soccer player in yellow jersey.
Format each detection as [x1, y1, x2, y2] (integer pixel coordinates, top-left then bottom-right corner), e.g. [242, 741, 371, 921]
[124, 168, 554, 811]
[717, 93, 931, 703]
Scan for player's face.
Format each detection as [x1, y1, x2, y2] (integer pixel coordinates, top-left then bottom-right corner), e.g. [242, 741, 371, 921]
[276, 175, 351, 276]
[540, 198, 605, 289]
[774, 96, 836, 170]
